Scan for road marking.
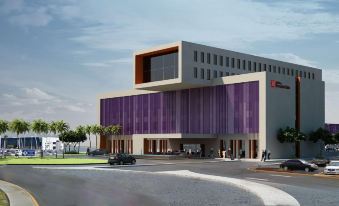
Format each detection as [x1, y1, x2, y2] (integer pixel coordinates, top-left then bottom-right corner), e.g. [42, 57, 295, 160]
[34, 166, 300, 206]
[245, 177, 269, 182]
[270, 174, 292, 178]
[159, 170, 300, 206]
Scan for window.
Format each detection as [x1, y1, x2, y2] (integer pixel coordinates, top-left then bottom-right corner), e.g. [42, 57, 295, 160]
[312, 73, 315, 79]
[200, 52, 204, 63]
[237, 59, 241, 69]
[278, 67, 281, 74]
[200, 68, 205, 79]
[264, 64, 267, 71]
[259, 63, 262, 72]
[248, 61, 252, 71]
[213, 54, 217, 65]
[291, 69, 294, 76]
[226, 72, 229, 76]
[308, 72, 311, 79]
[231, 73, 235, 75]
[231, 58, 235, 68]
[219, 71, 223, 77]
[254, 62, 257, 72]
[194, 67, 198, 78]
[243, 60, 246, 70]
[300, 71, 302, 77]
[207, 53, 211, 64]
[304, 71, 306, 78]
[213, 70, 217, 78]
[194, 51, 197, 62]
[226, 57, 230, 67]
[287, 68, 290, 75]
[282, 67, 285, 75]
[269, 65, 272, 72]
[219, 56, 223, 66]
[273, 66, 276, 73]
[207, 69, 211, 80]
[296, 70, 299, 76]
[143, 51, 178, 82]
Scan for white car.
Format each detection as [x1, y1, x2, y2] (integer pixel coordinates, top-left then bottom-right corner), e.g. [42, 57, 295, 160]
[324, 161, 339, 175]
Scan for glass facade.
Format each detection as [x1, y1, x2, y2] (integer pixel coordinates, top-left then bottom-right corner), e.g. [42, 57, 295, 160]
[143, 51, 178, 83]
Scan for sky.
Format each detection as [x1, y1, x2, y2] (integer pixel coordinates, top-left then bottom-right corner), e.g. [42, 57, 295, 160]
[0, 0, 339, 129]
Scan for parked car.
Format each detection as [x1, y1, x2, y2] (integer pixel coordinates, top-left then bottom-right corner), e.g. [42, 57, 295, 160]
[324, 161, 339, 175]
[280, 159, 318, 172]
[108, 153, 136, 165]
[310, 159, 330, 167]
[88, 149, 108, 156]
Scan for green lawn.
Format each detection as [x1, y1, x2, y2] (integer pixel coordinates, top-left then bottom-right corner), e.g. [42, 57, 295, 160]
[0, 189, 9, 206]
[0, 157, 107, 165]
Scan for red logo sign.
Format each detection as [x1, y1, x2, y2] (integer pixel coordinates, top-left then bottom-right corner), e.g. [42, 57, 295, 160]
[270, 80, 290, 89]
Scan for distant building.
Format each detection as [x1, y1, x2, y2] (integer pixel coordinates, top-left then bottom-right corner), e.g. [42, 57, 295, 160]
[0, 136, 63, 150]
[98, 41, 325, 159]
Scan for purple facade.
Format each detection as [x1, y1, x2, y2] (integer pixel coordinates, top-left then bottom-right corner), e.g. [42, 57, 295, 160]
[100, 81, 259, 135]
[325, 124, 339, 134]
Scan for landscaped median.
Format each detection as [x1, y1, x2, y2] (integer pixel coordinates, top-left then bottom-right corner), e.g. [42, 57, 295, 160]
[0, 189, 9, 206]
[249, 164, 339, 180]
[0, 157, 107, 165]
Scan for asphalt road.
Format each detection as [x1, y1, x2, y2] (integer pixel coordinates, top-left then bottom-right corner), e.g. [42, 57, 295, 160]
[0, 159, 338, 206]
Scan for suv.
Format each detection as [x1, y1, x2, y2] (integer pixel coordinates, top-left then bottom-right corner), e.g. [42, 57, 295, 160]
[108, 153, 136, 165]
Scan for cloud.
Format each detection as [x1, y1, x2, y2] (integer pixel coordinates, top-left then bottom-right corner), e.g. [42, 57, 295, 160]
[260, 53, 317, 67]
[82, 58, 132, 68]
[23, 87, 55, 100]
[8, 7, 52, 27]
[0, 0, 23, 14]
[0, 87, 94, 127]
[61, 0, 339, 51]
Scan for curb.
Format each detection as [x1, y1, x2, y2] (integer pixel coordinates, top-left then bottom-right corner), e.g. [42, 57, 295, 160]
[0, 163, 107, 166]
[0, 180, 39, 206]
[248, 168, 339, 180]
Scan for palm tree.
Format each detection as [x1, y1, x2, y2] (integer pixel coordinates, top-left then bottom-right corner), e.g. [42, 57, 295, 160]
[55, 120, 70, 157]
[49, 121, 58, 136]
[105, 125, 121, 154]
[85, 125, 92, 149]
[9, 119, 30, 149]
[75, 125, 85, 153]
[31, 119, 49, 149]
[91, 124, 104, 149]
[0, 120, 9, 157]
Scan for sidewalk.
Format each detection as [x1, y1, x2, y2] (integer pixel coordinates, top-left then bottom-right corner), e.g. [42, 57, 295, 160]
[0, 180, 38, 206]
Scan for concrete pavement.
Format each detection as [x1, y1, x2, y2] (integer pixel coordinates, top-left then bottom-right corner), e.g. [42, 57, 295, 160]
[0, 179, 38, 206]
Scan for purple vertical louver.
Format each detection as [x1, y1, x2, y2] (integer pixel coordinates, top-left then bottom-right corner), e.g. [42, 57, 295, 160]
[100, 81, 259, 135]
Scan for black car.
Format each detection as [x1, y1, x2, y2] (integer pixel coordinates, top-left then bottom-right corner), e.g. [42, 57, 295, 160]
[280, 159, 318, 172]
[88, 149, 108, 156]
[108, 153, 136, 165]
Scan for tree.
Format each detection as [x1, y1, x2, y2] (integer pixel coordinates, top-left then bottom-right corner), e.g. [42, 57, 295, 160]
[49, 121, 58, 136]
[334, 133, 339, 144]
[85, 125, 92, 149]
[277, 127, 306, 158]
[55, 120, 70, 135]
[91, 124, 104, 149]
[75, 129, 87, 153]
[309, 127, 334, 157]
[105, 125, 121, 153]
[31, 119, 49, 149]
[75, 126, 86, 153]
[0, 120, 9, 157]
[59, 130, 75, 152]
[9, 119, 30, 149]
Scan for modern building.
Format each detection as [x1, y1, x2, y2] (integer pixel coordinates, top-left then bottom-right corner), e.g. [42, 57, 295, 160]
[98, 41, 325, 159]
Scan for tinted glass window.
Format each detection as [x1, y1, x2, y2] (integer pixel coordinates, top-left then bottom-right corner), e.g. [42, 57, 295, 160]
[143, 52, 178, 82]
